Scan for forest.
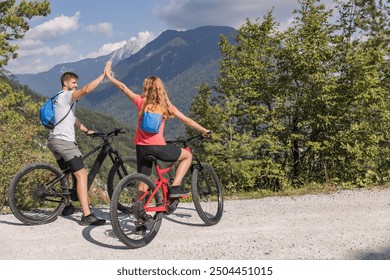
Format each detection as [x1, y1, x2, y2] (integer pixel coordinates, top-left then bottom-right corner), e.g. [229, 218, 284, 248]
[188, 0, 389, 193]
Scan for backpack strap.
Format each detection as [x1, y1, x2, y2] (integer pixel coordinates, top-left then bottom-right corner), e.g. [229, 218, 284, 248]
[54, 101, 75, 128]
[53, 91, 75, 128]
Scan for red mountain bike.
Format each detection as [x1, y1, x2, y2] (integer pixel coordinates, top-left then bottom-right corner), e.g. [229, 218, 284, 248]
[110, 133, 223, 248]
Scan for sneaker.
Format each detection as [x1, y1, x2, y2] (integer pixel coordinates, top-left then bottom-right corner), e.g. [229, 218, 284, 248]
[169, 185, 190, 198]
[61, 204, 75, 216]
[80, 212, 106, 226]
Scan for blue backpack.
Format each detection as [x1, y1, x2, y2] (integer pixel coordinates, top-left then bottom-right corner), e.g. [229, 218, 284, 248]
[39, 91, 74, 129]
[140, 106, 163, 134]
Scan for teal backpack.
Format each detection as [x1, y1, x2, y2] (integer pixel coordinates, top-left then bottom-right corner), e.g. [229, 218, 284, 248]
[140, 106, 163, 134]
[39, 91, 74, 129]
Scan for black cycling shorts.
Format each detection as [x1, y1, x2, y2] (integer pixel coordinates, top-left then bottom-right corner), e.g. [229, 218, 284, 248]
[56, 156, 84, 173]
[136, 144, 181, 176]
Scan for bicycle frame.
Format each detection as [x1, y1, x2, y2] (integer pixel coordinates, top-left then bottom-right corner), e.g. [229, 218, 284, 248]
[141, 161, 176, 213]
[135, 133, 211, 214]
[139, 145, 198, 213]
[81, 139, 121, 188]
[46, 129, 126, 196]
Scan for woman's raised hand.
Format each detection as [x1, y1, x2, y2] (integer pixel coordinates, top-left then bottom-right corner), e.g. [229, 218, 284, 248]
[104, 61, 113, 76]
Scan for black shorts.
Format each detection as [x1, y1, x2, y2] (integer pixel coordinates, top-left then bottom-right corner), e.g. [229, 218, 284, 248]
[136, 144, 181, 176]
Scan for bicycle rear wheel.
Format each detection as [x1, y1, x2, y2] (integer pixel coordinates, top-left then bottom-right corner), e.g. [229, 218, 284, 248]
[110, 173, 163, 248]
[107, 156, 138, 212]
[191, 163, 223, 225]
[8, 162, 67, 225]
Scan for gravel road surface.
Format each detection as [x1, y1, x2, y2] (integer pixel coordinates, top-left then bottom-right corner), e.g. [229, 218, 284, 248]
[1, 188, 389, 260]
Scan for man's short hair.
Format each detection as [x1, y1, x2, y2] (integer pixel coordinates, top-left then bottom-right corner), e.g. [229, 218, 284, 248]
[61, 72, 79, 86]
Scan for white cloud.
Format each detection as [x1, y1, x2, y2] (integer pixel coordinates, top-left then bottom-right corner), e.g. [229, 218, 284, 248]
[17, 44, 72, 58]
[6, 13, 80, 74]
[154, 0, 309, 29]
[18, 39, 44, 48]
[6, 57, 50, 74]
[85, 22, 113, 36]
[128, 31, 155, 43]
[84, 31, 155, 59]
[24, 12, 80, 42]
[84, 41, 127, 59]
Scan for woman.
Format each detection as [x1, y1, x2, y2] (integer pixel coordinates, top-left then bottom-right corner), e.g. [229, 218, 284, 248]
[104, 61, 210, 197]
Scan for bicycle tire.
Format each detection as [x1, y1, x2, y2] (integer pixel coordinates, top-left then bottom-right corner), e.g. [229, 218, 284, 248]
[191, 163, 223, 225]
[110, 173, 163, 248]
[107, 156, 138, 212]
[8, 162, 67, 225]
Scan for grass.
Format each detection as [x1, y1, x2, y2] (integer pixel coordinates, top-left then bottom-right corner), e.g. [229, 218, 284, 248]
[223, 182, 390, 200]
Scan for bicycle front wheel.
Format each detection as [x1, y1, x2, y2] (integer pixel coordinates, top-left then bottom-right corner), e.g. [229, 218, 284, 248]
[8, 162, 67, 225]
[191, 163, 223, 225]
[110, 173, 163, 249]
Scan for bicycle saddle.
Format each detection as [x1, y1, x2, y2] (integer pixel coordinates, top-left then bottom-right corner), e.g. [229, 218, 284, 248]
[144, 155, 158, 162]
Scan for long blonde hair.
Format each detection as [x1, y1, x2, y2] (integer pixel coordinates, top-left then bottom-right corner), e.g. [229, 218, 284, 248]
[141, 76, 175, 118]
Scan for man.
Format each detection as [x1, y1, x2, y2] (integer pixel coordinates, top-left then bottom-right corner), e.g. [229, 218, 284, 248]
[47, 71, 106, 226]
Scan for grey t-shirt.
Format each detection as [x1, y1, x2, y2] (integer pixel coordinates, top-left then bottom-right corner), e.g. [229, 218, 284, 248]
[49, 90, 76, 142]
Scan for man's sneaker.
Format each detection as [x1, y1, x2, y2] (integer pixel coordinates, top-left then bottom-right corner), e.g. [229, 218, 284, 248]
[169, 185, 190, 198]
[61, 204, 75, 216]
[80, 212, 106, 226]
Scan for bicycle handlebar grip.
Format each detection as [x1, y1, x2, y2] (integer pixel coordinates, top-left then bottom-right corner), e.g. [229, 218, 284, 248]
[204, 130, 213, 137]
[113, 128, 126, 136]
[91, 131, 105, 137]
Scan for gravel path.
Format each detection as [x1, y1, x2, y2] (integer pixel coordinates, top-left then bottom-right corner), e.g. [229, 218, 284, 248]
[0, 188, 389, 260]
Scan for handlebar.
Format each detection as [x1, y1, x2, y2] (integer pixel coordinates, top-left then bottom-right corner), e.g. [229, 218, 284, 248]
[166, 131, 212, 147]
[90, 128, 125, 138]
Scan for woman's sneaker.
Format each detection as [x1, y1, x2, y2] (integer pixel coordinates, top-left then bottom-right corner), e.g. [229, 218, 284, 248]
[169, 186, 190, 198]
[80, 212, 106, 226]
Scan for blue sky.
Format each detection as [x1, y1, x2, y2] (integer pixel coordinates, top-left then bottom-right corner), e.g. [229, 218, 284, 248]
[5, 0, 333, 74]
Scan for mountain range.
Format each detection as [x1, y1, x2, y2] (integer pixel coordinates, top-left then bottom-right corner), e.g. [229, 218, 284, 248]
[15, 26, 237, 137]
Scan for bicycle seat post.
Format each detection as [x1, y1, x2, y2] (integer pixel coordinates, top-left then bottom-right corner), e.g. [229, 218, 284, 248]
[145, 155, 173, 200]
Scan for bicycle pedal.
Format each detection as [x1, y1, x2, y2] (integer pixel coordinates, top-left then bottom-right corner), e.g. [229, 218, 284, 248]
[166, 199, 179, 214]
[139, 212, 153, 222]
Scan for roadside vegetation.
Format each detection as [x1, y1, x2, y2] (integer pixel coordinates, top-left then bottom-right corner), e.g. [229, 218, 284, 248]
[189, 0, 389, 195]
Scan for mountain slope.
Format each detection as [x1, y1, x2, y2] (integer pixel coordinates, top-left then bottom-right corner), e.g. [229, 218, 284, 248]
[15, 33, 153, 97]
[82, 26, 236, 137]
[14, 26, 237, 137]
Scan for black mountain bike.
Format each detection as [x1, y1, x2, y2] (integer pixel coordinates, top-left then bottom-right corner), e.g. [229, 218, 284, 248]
[8, 128, 137, 225]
